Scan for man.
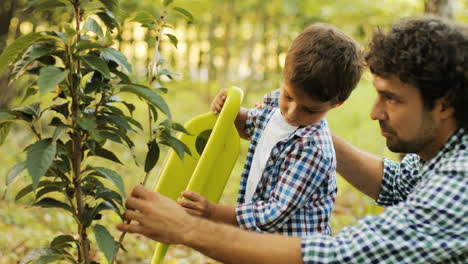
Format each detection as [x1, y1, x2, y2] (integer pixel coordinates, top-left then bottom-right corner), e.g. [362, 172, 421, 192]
[117, 17, 467, 263]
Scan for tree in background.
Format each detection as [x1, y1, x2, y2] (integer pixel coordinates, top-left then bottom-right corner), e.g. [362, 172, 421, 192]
[425, 0, 454, 18]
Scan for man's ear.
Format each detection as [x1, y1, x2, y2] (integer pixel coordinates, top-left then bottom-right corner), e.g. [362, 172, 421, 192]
[435, 96, 455, 120]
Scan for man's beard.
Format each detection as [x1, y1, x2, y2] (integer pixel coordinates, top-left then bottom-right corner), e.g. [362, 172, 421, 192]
[380, 121, 433, 154]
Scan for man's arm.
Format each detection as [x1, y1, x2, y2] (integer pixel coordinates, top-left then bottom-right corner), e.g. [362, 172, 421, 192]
[117, 186, 302, 264]
[332, 133, 384, 200]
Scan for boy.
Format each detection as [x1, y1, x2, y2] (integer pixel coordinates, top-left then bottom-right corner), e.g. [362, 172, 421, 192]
[178, 23, 363, 236]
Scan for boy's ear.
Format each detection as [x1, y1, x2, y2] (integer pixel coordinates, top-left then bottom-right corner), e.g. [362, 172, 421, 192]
[333, 101, 345, 108]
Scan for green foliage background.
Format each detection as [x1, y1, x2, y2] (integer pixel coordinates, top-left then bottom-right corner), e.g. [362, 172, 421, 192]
[1, 0, 467, 263]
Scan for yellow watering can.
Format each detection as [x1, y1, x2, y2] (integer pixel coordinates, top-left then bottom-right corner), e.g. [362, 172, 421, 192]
[150, 86, 243, 264]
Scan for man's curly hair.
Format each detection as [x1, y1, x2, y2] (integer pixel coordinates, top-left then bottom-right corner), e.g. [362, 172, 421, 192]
[365, 16, 468, 130]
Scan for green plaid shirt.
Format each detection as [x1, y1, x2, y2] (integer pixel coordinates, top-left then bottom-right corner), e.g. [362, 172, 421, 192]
[302, 128, 468, 263]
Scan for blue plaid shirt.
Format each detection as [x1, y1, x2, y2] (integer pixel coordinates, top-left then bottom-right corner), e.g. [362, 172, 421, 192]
[302, 128, 468, 263]
[235, 90, 337, 236]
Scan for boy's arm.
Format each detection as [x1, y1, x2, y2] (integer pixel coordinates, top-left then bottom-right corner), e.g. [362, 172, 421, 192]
[331, 133, 383, 200]
[235, 107, 249, 140]
[179, 191, 238, 226]
[236, 145, 331, 232]
[210, 88, 250, 140]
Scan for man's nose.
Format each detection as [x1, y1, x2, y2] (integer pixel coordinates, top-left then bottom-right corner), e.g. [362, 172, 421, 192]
[370, 99, 386, 120]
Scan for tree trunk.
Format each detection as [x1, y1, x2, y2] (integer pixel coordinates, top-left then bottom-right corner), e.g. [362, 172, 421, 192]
[0, 0, 18, 109]
[424, 0, 454, 19]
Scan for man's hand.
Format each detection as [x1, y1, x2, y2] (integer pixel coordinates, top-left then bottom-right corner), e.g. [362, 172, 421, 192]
[116, 185, 197, 244]
[211, 88, 228, 114]
[178, 191, 214, 219]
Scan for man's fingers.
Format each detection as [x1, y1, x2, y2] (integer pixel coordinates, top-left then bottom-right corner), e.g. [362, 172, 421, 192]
[125, 197, 152, 213]
[131, 185, 154, 199]
[116, 223, 147, 235]
[184, 208, 203, 217]
[123, 209, 145, 223]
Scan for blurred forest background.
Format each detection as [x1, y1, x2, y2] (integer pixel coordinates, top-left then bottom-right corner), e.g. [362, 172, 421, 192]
[0, 0, 467, 263]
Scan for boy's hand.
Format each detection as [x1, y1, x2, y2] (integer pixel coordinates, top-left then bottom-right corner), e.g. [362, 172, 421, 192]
[211, 88, 228, 114]
[178, 191, 214, 219]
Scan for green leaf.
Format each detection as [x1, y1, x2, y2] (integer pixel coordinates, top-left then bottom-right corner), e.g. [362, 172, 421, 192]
[76, 40, 104, 51]
[51, 102, 69, 118]
[96, 186, 123, 205]
[100, 130, 122, 144]
[83, 17, 104, 39]
[83, 201, 115, 227]
[81, 54, 110, 78]
[173, 7, 194, 23]
[96, 11, 118, 32]
[33, 197, 73, 213]
[19, 248, 61, 264]
[38, 66, 69, 95]
[157, 68, 178, 79]
[0, 122, 12, 146]
[6, 162, 27, 186]
[33, 255, 65, 264]
[35, 186, 62, 200]
[15, 180, 65, 200]
[26, 139, 57, 190]
[163, 0, 174, 7]
[25, 0, 69, 12]
[80, 71, 95, 88]
[50, 235, 75, 249]
[130, 11, 156, 25]
[120, 85, 171, 118]
[98, 0, 118, 12]
[12, 103, 41, 121]
[88, 148, 123, 165]
[195, 129, 212, 156]
[92, 224, 118, 264]
[11, 43, 56, 81]
[172, 122, 191, 135]
[95, 167, 125, 196]
[52, 125, 67, 142]
[0, 112, 16, 123]
[0, 33, 50, 73]
[100, 47, 132, 73]
[161, 136, 191, 160]
[21, 87, 38, 104]
[75, 114, 103, 142]
[144, 139, 160, 173]
[165, 34, 178, 48]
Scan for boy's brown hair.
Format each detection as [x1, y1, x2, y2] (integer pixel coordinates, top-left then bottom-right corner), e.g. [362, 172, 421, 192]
[284, 23, 363, 104]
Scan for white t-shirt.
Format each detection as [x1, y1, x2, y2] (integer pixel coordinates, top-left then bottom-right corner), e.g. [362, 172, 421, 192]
[244, 108, 298, 201]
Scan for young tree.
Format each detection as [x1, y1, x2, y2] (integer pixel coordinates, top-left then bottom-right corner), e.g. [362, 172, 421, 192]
[0, 0, 193, 263]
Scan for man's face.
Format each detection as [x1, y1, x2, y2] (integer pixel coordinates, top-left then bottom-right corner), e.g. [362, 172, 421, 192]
[279, 82, 339, 127]
[371, 75, 439, 157]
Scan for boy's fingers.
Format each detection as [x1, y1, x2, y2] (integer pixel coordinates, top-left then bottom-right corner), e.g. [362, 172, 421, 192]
[177, 197, 199, 210]
[181, 190, 202, 201]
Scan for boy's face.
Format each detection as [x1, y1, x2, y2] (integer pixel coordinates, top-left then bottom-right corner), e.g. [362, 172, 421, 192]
[279, 82, 340, 127]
